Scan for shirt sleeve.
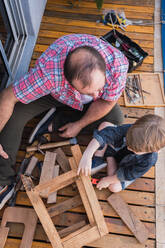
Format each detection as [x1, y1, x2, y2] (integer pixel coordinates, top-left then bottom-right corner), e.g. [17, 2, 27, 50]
[116, 152, 158, 181]
[12, 63, 54, 104]
[93, 124, 131, 149]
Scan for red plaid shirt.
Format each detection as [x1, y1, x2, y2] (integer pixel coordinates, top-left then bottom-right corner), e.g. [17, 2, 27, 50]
[13, 34, 128, 110]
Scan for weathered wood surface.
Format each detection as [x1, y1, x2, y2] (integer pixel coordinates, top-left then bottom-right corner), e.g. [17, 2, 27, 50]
[0, 0, 157, 247]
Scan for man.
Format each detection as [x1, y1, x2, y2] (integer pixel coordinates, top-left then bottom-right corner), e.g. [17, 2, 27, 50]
[0, 34, 128, 209]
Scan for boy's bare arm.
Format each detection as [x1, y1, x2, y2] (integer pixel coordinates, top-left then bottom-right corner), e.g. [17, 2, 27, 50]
[77, 138, 100, 176]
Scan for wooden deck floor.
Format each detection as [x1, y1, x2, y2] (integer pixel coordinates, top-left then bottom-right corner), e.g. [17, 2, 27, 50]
[1, 0, 156, 247]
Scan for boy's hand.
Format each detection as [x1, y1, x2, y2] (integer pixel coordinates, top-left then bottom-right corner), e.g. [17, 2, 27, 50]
[97, 174, 120, 190]
[77, 154, 92, 176]
[96, 176, 111, 190]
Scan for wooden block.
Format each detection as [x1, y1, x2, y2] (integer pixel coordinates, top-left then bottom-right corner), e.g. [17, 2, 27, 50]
[39, 151, 57, 197]
[55, 148, 70, 172]
[107, 193, 149, 243]
[47, 165, 60, 204]
[0, 227, 9, 248]
[1, 207, 38, 248]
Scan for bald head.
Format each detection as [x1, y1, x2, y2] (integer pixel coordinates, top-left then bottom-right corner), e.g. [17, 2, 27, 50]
[64, 46, 106, 88]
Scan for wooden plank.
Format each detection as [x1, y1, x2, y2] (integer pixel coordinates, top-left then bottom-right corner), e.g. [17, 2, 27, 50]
[42, 16, 154, 34]
[22, 175, 63, 248]
[40, 151, 56, 184]
[48, 0, 154, 13]
[3, 236, 155, 248]
[0, 227, 9, 248]
[35, 170, 77, 197]
[58, 220, 86, 238]
[45, 4, 154, 19]
[69, 157, 96, 226]
[62, 224, 91, 242]
[1, 211, 155, 241]
[20, 156, 38, 190]
[24, 156, 38, 176]
[62, 226, 100, 248]
[13, 192, 155, 222]
[39, 25, 154, 41]
[55, 148, 70, 172]
[107, 193, 149, 243]
[47, 165, 60, 204]
[88, 233, 155, 248]
[54, 195, 155, 222]
[39, 151, 57, 197]
[71, 145, 109, 236]
[47, 195, 82, 217]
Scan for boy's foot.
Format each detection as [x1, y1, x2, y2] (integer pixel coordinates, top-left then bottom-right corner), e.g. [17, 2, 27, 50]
[28, 108, 56, 144]
[0, 184, 15, 209]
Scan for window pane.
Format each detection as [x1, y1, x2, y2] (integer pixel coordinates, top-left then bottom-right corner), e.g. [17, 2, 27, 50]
[0, 52, 9, 90]
[0, 1, 14, 58]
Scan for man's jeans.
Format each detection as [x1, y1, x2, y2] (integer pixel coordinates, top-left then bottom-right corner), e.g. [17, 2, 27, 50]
[0, 95, 123, 185]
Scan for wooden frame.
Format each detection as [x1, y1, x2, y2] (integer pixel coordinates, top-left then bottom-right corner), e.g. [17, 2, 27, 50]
[22, 145, 108, 248]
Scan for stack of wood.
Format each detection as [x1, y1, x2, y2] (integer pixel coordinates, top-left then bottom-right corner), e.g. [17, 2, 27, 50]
[0, 143, 150, 247]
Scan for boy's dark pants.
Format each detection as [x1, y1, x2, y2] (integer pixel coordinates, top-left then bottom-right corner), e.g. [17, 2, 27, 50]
[0, 95, 123, 185]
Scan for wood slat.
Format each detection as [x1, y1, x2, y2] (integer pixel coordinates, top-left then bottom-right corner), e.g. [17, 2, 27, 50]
[0, 191, 154, 222]
[3, 236, 155, 248]
[45, 4, 154, 20]
[48, 0, 154, 13]
[42, 16, 154, 34]
[0, 212, 155, 240]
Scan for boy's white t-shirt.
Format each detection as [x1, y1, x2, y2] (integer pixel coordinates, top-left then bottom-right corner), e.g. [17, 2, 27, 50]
[80, 94, 93, 104]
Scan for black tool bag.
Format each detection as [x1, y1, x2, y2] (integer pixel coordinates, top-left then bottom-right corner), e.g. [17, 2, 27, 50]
[101, 29, 148, 72]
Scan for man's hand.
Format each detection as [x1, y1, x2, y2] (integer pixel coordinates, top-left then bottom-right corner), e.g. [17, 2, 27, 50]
[77, 154, 92, 176]
[58, 121, 82, 138]
[0, 144, 9, 159]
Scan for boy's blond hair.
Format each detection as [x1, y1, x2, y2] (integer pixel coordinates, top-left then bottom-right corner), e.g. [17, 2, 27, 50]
[126, 114, 165, 153]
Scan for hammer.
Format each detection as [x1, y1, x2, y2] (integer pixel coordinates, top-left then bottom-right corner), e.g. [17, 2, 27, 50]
[26, 137, 77, 152]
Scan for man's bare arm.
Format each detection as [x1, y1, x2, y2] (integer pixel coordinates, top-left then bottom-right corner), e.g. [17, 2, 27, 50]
[77, 99, 117, 129]
[0, 85, 19, 132]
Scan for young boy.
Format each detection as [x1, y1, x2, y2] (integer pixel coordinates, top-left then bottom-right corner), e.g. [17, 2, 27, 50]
[77, 114, 165, 192]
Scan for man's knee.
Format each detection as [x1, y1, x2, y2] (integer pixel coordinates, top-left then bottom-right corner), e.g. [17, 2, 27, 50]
[109, 183, 122, 193]
[105, 103, 124, 126]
